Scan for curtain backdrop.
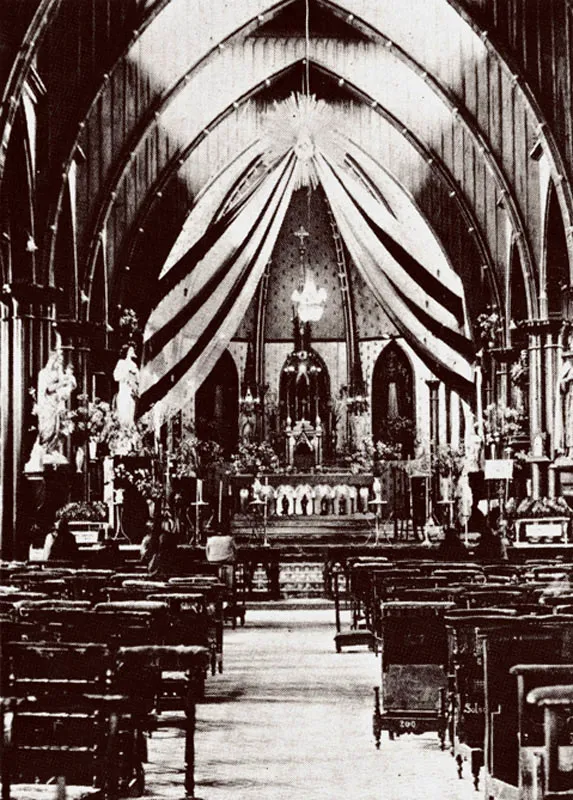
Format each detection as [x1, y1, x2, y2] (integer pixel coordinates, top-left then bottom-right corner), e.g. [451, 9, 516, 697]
[140, 101, 475, 418]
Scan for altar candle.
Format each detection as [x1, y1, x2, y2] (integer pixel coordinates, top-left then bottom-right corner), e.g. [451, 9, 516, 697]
[197, 478, 203, 504]
[218, 480, 223, 523]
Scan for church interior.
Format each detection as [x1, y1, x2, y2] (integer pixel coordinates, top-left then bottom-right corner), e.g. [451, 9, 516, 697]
[5, 1, 573, 798]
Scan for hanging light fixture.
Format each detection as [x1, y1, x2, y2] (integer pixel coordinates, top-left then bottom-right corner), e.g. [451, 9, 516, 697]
[289, 6, 328, 326]
[291, 225, 327, 323]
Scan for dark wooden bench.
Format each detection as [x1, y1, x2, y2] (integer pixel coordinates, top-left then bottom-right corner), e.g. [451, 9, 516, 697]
[527, 683, 573, 800]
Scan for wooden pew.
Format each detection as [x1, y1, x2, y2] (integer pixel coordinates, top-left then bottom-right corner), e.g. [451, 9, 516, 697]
[509, 664, 573, 799]
[527, 683, 573, 800]
[2, 641, 145, 799]
[445, 611, 517, 789]
[483, 617, 573, 800]
[372, 600, 454, 749]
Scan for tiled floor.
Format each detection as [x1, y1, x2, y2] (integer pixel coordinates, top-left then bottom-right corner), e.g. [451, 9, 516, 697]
[145, 605, 479, 799]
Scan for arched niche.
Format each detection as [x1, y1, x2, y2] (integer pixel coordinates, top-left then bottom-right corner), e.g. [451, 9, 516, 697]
[371, 341, 415, 457]
[195, 351, 239, 455]
[545, 182, 570, 317]
[279, 347, 331, 463]
[3, 110, 35, 285]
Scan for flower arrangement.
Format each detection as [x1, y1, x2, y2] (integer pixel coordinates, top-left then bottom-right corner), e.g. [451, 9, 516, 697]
[113, 461, 164, 501]
[377, 416, 416, 458]
[229, 441, 281, 475]
[103, 413, 155, 457]
[516, 496, 572, 519]
[477, 308, 503, 349]
[70, 396, 112, 443]
[118, 307, 141, 348]
[482, 401, 525, 447]
[169, 425, 224, 478]
[341, 437, 403, 473]
[433, 444, 466, 480]
[56, 501, 108, 522]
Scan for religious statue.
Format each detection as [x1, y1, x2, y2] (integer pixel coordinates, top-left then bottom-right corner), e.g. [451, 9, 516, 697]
[113, 345, 139, 426]
[560, 350, 573, 457]
[25, 342, 77, 471]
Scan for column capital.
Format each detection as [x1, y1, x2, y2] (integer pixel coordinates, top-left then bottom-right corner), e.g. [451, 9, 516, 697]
[518, 317, 563, 335]
[1, 282, 61, 305]
[55, 318, 100, 343]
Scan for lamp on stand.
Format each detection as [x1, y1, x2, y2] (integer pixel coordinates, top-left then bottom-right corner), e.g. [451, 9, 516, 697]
[249, 477, 269, 546]
[366, 477, 391, 544]
[190, 478, 209, 547]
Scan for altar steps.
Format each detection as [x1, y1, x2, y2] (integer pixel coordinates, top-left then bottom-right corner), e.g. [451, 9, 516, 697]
[231, 514, 375, 547]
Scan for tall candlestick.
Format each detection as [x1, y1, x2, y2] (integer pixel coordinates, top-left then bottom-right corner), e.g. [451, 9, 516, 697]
[218, 480, 223, 524]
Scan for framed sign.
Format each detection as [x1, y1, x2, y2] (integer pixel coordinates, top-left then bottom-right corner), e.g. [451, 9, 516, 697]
[484, 459, 514, 480]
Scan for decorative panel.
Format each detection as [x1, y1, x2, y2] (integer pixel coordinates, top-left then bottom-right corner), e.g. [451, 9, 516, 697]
[264, 187, 345, 342]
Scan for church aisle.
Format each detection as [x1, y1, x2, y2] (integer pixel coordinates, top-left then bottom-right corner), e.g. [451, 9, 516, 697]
[146, 607, 479, 799]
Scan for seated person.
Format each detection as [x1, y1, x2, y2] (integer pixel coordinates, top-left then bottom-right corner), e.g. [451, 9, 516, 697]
[474, 516, 506, 561]
[44, 517, 80, 561]
[436, 526, 468, 561]
[141, 517, 178, 577]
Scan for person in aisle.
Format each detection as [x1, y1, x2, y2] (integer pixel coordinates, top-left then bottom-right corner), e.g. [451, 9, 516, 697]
[205, 527, 237, 588]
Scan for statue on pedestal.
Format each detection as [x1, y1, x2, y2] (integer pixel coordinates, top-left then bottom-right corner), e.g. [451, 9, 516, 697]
[113, 345, 139, 427]
[25, 341, 77, 472]
[560, 350, 573, 457]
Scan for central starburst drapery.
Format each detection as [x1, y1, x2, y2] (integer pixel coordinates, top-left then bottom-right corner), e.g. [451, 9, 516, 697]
[139, 94, 475, 418]
[261, 93, 343, 189]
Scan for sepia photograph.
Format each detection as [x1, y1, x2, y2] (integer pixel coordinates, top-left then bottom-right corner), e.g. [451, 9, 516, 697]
[0, 0, 573, 797]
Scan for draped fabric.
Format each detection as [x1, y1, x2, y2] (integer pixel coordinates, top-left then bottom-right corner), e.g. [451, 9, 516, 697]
[316, 150, 475, 398]
[140, 95, 475, 418]
[139, 151, 297, 416]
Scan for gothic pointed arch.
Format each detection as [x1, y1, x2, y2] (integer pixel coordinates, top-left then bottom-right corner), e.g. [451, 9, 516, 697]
[195, 350, 239, 455]
[545, 181, 570, 317]
[279, 344, 331, 457]
[371, 341, 415, 458]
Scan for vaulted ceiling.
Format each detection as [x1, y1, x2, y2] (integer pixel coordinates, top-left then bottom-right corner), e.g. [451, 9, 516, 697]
[1, 0, 572, 351]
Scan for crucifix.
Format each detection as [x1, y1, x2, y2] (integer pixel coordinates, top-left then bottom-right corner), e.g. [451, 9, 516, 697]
[293, 225, 309, 250]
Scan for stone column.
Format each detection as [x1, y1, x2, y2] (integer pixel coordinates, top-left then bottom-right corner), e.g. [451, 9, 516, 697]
[523, 320, 550, 499]
[1, 283, 58, 559]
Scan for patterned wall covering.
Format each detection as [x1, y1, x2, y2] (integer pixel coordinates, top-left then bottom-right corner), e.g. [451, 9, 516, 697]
[264, 343, 296, 400]
[234, 185, 401, 344]
[351, 265, 401, 340]
[234, 293, 257, 341]
[227, 342, 249, 385]
[264, 187, 345, 342]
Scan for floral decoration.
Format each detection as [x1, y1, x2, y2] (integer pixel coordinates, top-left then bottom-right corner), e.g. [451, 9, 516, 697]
[477, 309, 503, 349]
[70, 396, 111, 443]
[230, 441, 281, 475]
[169, 425, 224, 478]
[118, 307, 141, 348]
[482, 401, 525, 447]
[57, 501, 108, 522]
[113, 461, 164, 501]
[516, 496, 572, 518]
[432, 444, 466, 480]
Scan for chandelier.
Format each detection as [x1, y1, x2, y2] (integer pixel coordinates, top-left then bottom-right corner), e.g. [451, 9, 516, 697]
[291, 225, 327, 323]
